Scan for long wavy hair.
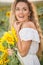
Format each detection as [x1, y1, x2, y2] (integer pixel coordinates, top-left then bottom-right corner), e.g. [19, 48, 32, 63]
[9, 0, 43, 57]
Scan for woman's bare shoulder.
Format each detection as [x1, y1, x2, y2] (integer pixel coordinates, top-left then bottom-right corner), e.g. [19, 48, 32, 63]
[22, 21, 36, 30]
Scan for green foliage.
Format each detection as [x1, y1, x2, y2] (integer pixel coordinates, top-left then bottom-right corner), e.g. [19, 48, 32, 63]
[2, 41, 8, 49]
[0, 6, 10, 37]
[7, 50, 23, 65]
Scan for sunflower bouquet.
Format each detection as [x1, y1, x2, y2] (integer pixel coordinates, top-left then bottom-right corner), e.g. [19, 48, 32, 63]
[0, 27, 23, 65]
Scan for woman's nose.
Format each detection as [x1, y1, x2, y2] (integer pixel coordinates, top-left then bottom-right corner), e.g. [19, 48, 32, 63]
[19, 10, 23, 13]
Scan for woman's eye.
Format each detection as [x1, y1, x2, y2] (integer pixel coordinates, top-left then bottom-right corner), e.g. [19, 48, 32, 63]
[15, 7, 27, 11]
[16, 8, 20, 11]
[23, 8, 27, 11]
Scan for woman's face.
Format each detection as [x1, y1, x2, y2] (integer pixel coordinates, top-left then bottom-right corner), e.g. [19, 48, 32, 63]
[15, 2, 30, 22]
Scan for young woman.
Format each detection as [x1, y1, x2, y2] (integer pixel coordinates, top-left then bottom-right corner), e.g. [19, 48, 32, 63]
[8, 0, 43, 65]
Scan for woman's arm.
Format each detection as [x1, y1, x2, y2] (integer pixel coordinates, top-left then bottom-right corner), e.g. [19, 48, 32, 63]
[14, 21, 36, 57]
[17, 33, 32, 57]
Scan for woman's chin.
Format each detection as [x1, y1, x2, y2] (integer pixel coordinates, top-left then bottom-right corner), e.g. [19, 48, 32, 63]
[18, 19, 25, 22]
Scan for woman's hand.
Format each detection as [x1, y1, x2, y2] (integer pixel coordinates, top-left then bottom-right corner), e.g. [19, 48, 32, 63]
[7, 49, 14, 56]
[14, 21, 23, 33]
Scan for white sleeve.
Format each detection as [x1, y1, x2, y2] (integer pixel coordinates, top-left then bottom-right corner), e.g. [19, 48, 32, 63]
[19, 28, 40, 43]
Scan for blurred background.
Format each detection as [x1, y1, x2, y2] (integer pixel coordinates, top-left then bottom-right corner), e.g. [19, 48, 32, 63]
[0, 0, 43, 65]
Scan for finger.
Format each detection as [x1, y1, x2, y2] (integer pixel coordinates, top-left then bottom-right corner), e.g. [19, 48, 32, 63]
[18, 23, 22, 28]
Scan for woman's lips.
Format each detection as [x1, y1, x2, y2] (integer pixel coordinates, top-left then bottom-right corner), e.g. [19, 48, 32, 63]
[19, 16, 24, 18]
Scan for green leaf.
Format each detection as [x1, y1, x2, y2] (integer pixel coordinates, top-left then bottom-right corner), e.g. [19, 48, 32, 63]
[0, 51, 3, 59]
[0, 51, 3, 55]
[2, 41, 8, 49]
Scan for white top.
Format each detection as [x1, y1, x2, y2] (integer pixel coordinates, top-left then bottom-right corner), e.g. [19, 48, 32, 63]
[17, 28, 40, 65]
[19, 28, 40, 54]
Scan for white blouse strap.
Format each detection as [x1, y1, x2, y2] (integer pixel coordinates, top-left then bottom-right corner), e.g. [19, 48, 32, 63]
[19, 28, 40, 43]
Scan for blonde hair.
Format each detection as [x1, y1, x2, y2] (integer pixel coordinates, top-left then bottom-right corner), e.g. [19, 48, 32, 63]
[31, 3, 43, 57]
[9, 0, 43, 58]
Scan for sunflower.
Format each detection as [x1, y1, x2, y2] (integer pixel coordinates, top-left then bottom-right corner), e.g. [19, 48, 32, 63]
[2, 32, 14, 45]
[11, 27, 18, 42]
[0, 43, 5, 52]
[6, 11, 10, 17]
[0, 59, 3, 65]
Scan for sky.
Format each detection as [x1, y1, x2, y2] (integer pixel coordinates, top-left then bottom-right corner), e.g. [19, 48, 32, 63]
[0, 0, 43, 3]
